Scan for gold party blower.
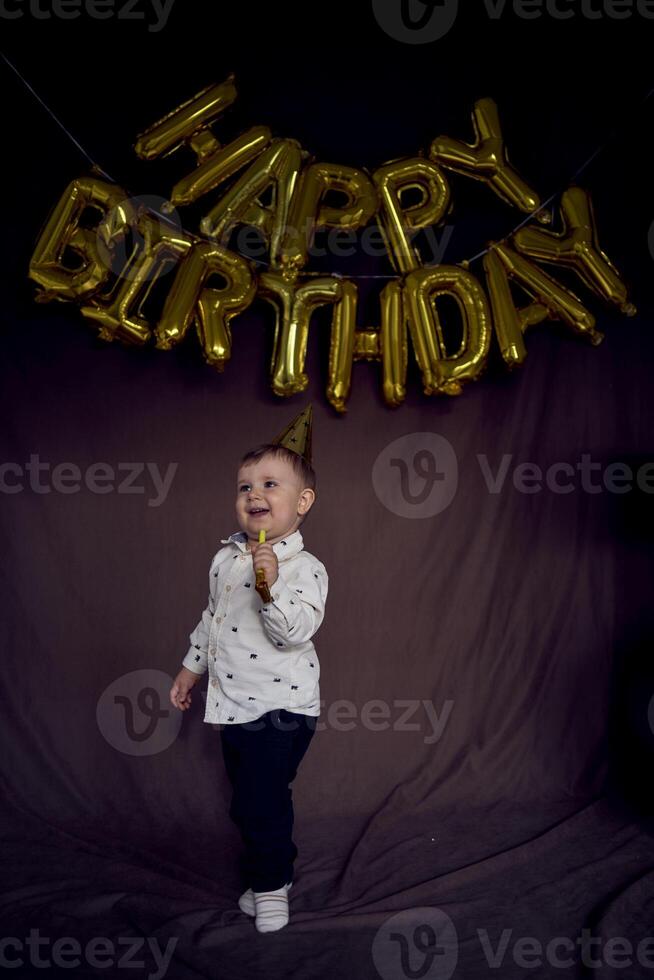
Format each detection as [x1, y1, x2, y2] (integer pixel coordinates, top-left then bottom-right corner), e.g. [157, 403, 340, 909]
[254, 529, 272, 604]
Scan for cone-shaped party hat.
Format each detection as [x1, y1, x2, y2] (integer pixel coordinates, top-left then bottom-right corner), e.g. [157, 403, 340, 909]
[270, 403, 313, 465]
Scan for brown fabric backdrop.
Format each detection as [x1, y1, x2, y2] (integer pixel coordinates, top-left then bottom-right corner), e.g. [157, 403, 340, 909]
[2, 5, 654, 978]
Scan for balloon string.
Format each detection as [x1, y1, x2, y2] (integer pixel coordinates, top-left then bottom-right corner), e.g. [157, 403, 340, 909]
[1, 50, 115, 183]
[4, 48, 652, 278]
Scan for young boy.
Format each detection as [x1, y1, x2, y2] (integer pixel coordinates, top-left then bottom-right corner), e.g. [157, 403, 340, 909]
[170, 405, 328, 933]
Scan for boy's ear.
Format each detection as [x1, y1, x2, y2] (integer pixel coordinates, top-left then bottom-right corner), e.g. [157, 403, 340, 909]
[298, 487, 316, 516]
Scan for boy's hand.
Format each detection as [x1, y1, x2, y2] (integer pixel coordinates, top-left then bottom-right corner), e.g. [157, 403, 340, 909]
[170, 666, 203, 711]
[251, 541, 279, 589]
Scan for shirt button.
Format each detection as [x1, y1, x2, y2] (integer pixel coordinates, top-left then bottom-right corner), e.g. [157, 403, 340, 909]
[273, 593, 279, 601]
[216, 616, 222, 623]
[226, 585, 231, 591]
[240, 556, 246, 562]
[211, 680, 218, 688]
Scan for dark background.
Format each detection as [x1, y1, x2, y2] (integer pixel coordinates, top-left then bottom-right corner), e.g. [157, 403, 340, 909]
[1, 2, 654, 977]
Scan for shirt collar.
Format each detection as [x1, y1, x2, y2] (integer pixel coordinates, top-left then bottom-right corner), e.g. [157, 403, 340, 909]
[219, 528, 304, 561]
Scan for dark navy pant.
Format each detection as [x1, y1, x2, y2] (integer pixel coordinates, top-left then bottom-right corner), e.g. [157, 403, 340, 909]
[220, 708, 317, 892]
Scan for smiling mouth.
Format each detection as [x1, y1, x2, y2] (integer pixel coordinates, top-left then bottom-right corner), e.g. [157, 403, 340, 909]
[249, 509, 269, 516]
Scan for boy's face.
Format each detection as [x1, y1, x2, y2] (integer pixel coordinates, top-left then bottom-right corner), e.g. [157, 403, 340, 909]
[235, 454, 315, 546]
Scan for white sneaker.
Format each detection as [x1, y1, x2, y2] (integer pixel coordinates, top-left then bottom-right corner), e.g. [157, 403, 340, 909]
[238, 880, 293, 917]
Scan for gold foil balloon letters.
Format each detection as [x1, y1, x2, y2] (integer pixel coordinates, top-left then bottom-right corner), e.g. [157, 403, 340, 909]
[28, 78, 635, 412]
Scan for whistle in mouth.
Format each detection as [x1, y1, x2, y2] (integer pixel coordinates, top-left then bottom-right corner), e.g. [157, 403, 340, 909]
[254, 528, 272, 604]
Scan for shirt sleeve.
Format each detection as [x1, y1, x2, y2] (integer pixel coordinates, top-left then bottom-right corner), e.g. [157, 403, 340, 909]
[181, 553, 219, 675]
[260, 556, 328, 648]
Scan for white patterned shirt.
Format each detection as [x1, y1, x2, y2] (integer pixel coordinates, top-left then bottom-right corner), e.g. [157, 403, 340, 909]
[182, 528, 328, 725]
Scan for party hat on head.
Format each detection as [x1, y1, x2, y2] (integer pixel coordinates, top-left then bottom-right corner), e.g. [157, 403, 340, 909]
[270, 403, 313, 465]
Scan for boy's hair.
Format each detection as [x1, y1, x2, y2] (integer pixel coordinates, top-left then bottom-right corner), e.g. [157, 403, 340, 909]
[238, 443, 316, 525]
